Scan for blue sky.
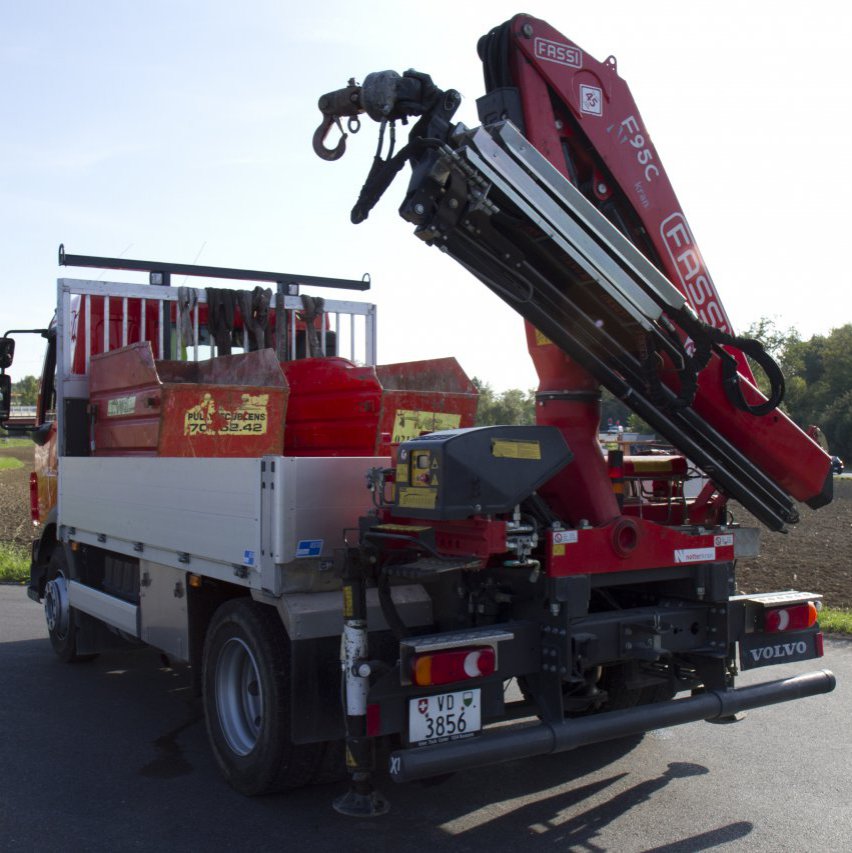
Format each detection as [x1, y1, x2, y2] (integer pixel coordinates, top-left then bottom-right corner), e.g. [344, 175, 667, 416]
[2, 1, 850, 389]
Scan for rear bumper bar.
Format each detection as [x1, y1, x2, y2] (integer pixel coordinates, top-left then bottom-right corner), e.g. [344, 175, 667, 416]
[388, 669, 835, 783]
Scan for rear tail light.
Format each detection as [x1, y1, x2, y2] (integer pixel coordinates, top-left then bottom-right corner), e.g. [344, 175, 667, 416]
[366, 703, 381, 737]
[29, 473, 39, 523]
[764, 602, 819, 633]
[411, 646, 496, 687]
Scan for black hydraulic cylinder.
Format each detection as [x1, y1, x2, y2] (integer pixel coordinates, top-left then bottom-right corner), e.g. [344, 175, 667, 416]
[388, 669, 836, 783]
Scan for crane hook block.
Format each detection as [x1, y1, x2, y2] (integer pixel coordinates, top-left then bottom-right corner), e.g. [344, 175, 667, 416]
[313, 82, 364, 161]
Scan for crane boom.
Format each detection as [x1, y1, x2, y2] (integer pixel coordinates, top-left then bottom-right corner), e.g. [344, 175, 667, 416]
[313, 16, 832, 531]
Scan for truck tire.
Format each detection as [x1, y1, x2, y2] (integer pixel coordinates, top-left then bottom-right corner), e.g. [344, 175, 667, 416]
[44, 548, 96, 663]
[202, 599, 323, 795]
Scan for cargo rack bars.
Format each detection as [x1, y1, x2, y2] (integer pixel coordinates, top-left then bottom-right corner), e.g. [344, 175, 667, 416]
[58, 244, 371, 293]
[54, 248, 378, 458]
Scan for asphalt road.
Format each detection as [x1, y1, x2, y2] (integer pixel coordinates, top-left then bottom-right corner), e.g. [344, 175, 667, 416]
[1, 585, 850, 852]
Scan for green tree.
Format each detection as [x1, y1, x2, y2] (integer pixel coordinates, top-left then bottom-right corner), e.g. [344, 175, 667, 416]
[747, 319, 852, 461]
[472, 378, 536, 426]
[743, 317, 801, 398]
[744, 317, 801, 365]
[472, 382, 636, 432]
[819, 389, 852, 463]
[12, 375, 38, 407]
[471, 319, 852, 461]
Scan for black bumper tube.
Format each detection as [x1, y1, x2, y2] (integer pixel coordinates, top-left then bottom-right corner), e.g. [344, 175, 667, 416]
[388, 669, 836, 783]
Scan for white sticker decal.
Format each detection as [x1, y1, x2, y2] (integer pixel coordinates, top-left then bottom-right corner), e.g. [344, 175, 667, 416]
[107, 395, 136, 417]
[553, 530, 579, 545]
[579, 85, 603, 116]
[714, 534, 734, 547]
[674, 547, 716, 564]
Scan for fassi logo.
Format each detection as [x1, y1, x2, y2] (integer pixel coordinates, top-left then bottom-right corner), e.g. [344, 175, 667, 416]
[534, 37, 582, 69]
[660, 213, 731, 333]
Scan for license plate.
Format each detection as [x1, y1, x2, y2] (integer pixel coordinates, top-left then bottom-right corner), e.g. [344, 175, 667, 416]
[408, 688, 481, 745]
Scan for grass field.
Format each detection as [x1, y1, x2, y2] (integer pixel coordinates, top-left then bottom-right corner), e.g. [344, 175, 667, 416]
[0, 542, 29, 582]
[820, 608, 852, 635]
[0, 437, 34, 448]
[0, 457, 23, 471]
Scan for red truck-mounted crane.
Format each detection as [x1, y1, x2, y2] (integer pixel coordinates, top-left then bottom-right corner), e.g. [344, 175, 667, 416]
[312, 13, 834, 809]
[0, 14, 835, 817]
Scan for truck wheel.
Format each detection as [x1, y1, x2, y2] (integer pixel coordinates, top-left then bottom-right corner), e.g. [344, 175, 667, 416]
[202, 599, 323, 795]
[44, 548, 95, 663]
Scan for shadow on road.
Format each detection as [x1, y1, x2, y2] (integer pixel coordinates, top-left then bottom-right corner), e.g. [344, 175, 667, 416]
[417, 760, 753, 851]
[0, 626, 778, 851]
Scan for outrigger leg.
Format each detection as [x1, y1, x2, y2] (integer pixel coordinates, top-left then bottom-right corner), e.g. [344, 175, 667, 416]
[333, 548, 389, 817]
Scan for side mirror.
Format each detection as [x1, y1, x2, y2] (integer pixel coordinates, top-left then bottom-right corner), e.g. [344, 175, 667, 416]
[0, 337, 14, 369]
[30, 421, 53, 447]
[0, 373, 10, 422]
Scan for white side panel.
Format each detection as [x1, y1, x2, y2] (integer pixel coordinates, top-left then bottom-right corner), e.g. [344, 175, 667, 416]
[59, 457, 262, 570]
[68, 580, 139, 636]
[270, 456, 389, 563]
[139, 561, 190, 662]
[60, 455, 386, 596]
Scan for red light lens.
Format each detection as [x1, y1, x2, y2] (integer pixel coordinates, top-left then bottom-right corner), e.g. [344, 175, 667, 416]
[366, 703, 381, 737]
[412, 646, 496, 686]
[29, 472, 39, 523]
[764, 602, 819, 633]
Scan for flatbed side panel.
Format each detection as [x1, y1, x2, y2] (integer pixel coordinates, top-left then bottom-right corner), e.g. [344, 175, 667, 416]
[270, 456, 390, 565]
[58, 456, 387, 593]
[59, 456, 263, 571]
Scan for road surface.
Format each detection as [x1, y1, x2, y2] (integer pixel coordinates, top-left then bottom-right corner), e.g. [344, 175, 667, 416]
[1, 585, 849, 852]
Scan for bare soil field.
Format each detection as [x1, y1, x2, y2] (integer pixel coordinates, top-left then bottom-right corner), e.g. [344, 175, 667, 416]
[0, 445, 35, 547]
[732, 477, 852, 609]
[2, 444, 849, 607]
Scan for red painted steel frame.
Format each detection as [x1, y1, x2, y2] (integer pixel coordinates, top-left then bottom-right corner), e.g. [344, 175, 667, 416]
[501, 14, 830, 508]
[547, 521, 735, 577]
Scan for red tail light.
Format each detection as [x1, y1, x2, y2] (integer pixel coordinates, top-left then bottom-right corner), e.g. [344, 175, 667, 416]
[29, 473, 39, 523]
[764, 602, 819, 633]
[411, 646, 496, 687]
[366, 703, 381, 737]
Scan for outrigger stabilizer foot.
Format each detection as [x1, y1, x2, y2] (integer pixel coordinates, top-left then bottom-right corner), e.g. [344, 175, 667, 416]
[333, 773, 390, 818]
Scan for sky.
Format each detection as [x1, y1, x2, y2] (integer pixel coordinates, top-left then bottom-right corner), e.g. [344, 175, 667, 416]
[2, 0, 850, 390]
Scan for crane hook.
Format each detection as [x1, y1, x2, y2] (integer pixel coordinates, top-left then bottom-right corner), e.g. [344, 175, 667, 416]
[313, 81, 363, 161]
[313, 115, 348, 161]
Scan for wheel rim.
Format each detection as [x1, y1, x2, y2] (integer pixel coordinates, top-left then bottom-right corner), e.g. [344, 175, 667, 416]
[45, 574, 70, 639]
[215, 637, 264, 756]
